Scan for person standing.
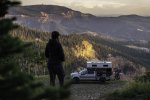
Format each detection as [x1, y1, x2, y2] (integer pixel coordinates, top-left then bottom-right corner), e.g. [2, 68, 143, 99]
[45, 31, 65, 87]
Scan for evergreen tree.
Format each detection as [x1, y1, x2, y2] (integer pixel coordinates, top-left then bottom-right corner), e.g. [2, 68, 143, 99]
[0, 0, 70, 100]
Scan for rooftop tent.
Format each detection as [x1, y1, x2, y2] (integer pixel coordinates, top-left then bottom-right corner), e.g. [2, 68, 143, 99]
[87, 61, 112, 76]
[87, 61, 112, 68]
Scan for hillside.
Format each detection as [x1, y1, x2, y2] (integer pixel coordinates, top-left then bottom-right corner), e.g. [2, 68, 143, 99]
[8, 5, 150, 41]
[8, 26, 150, 79]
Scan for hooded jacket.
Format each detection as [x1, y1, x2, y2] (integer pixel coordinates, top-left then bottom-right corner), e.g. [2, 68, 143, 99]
[45, 39, 65, 64]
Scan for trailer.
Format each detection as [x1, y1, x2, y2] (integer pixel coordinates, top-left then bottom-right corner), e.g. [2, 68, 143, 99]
[70, 61, 113, 83]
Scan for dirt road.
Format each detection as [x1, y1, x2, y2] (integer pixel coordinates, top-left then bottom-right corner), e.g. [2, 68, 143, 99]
[37, 76, 127, 100]
[71, 81, 126, 100]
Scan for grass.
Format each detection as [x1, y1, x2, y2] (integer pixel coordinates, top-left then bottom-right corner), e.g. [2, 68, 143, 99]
[35, 75, 71, 87]
[107, 82, 150, 100]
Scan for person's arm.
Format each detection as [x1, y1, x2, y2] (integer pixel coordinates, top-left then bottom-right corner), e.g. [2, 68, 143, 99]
[58, 43, 65, 61]
[45, 43, 49, 58]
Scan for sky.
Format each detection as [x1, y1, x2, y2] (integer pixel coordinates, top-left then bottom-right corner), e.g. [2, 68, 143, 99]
[21, 0, 150, 16]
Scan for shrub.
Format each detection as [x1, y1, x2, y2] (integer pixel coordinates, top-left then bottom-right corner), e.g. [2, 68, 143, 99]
[135, 71, 150, 83]
[107, 72, 150, 100]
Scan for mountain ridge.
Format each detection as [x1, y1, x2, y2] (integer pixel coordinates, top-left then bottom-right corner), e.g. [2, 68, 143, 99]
[9, 5, 95, 18]
[8, 5, 150, 41]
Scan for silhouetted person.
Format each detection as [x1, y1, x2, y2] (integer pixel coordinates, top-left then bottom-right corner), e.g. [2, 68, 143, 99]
[114, 68, 121, 80]
[45, 31, 65, 87]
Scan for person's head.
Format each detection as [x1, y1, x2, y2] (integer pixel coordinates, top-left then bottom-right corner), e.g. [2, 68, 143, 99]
[51, 31, 60, 39]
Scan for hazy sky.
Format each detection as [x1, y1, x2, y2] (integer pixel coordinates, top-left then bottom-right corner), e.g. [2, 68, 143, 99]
[21, 0, 150, 16]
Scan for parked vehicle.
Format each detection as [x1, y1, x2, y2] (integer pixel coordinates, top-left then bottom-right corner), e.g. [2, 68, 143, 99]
[70, 61, 112, 83]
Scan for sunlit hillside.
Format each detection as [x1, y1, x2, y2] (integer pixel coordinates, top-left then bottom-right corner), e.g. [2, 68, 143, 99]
[7, 26, 150, 80]
[73, 40, 95, 59]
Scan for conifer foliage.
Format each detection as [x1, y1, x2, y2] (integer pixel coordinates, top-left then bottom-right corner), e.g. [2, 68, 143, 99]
[0, 0, 70, 100]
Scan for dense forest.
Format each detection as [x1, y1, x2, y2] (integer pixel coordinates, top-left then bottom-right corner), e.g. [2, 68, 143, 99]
[4, 26, 149, 79]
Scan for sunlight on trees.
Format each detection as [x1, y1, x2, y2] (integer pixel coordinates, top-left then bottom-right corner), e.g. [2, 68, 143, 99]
[73, 40, 95, 59]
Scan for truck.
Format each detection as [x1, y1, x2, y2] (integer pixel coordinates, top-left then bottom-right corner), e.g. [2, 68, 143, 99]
[70, 61, 112, 83]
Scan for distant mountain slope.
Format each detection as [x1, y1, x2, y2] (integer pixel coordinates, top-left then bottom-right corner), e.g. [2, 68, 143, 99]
[10, 27, 150, 78]
[8, 5, 150, 41]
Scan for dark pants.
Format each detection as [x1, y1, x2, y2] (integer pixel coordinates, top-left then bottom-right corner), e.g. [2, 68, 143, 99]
[47, 62, 65, 87]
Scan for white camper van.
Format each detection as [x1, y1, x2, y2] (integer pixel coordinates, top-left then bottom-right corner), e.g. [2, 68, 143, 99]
[70, 61, 112, 83]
